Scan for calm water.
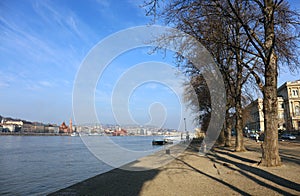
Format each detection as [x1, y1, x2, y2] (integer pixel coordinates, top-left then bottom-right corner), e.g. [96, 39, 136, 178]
[0, 136, 162, 195]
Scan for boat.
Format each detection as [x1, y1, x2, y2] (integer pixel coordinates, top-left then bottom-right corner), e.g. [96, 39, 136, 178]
[70, 132, 79, 136]
[152, 138, 174, 145]
[88, 132, 102, 136]
[163, 138, 174, 144]
[152, 139, 166, 145]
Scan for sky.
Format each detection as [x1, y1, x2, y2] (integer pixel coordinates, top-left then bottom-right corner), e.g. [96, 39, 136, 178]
[0, 0, 299, 130]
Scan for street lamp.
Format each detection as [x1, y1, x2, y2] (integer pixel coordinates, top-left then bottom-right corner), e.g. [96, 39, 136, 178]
[184, 118, 187, 132]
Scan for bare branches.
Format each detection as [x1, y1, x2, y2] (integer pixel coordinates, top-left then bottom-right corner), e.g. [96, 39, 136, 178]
[143, 0, 299, 166]
[226, 0, 266, 62]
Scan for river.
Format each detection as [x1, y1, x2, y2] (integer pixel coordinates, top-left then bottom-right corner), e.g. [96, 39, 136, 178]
[0, 135, 163, 195]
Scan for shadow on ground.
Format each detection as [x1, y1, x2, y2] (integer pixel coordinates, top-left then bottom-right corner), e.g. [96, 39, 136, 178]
[184, 140, 300, 195]
[49, 140, 300, 196]
[210, 149, 300, 194]
[48, 166, 159, 196]
[171, 154, 252, 196]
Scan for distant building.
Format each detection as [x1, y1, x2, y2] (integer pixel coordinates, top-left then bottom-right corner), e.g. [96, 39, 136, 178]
[0, 118, 23, 132]
[112, 128, 127, 136]
[22, 122, 34, 132]
[244, 98, 265, 132]
[244, 80, 300, 132]
[277, 80, 300, 131]
[45, 125, 59, 133]
[59, 119, 73, 133]
[139, 128, 145, 135]
[4, 120, 23, 126]
[31, 122, 45, 133]
[2, 124, 17, 132]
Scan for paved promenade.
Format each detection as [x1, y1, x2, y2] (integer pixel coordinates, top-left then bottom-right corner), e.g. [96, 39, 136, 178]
[50, 138, 300, 196]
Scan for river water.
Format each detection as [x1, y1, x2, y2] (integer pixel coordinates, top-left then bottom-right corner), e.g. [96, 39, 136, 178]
[0, 136, 163, 195]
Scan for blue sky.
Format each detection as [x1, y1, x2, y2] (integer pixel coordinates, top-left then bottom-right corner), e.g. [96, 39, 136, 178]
[0, 0, 299, 129]
[0, 0, 190, 129]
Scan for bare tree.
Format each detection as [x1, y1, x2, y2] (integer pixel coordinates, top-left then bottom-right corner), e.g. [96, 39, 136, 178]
[183, 74, 211, 133]
[144, 0, 300, 166]
[223, 0, 300, 166]
[145, 0, 254, 151]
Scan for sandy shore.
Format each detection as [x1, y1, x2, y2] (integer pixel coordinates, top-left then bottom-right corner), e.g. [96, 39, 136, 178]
[49, 138, 300, 196]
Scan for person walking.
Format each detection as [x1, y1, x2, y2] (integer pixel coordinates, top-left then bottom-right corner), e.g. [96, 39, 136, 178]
[255, 133, 259, 143]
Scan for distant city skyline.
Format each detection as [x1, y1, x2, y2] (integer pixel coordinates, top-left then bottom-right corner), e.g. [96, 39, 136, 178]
[0, 0, 299, 129]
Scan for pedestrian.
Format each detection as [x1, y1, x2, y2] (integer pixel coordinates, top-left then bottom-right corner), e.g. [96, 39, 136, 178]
[255, 133, 259, 143]
[186, 133, 189, 141]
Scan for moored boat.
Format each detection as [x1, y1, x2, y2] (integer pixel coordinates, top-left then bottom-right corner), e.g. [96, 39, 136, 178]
[152, 140, 166, 145]
[152, 138, 174, 145]
[70, 132, 79, 136]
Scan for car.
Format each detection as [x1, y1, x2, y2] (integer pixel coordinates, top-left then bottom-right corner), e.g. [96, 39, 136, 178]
[249, 133, 259, 139]
[281, 133, 296, 140]
[231, 130, 236, 136]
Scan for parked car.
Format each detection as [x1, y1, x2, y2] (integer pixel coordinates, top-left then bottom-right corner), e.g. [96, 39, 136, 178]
[249, 133, 259, 139]
[281, 133, 296, 140]
[231, 130, 236, 136]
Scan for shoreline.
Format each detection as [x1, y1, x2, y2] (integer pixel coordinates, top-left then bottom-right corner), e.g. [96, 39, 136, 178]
[0, 133, 178, 137]
[0, 132, 70, 136]
[49, 138, 300, 196]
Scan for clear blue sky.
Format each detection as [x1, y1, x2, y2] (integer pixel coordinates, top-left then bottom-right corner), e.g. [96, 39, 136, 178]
[0, 0, 299, 128]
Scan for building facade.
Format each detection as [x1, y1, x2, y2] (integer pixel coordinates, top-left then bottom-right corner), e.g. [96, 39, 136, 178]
[59, 119, 73, 133]
[244, 80, 300, 132]
[277, 80, 300, 131]
[244, 98, 264, 132]
[0, 119, 23, 132]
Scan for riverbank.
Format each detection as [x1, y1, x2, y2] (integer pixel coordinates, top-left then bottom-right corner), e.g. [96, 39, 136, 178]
[0, 132, 70, 136]
[49, 138, 300, 195]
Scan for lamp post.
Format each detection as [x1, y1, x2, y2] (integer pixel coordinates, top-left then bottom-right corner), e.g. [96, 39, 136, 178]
[184, 118, 189, 141]
[181, 118, 186, 140]
[184, 118, 187, 132]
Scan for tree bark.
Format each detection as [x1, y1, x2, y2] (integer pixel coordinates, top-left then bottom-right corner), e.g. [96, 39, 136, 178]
[224, 108, 232, 147]
[261, 51, 281, 166]
[234, 9, 246, 152]
[235, 91, 246, 152]
[261, 0, 281, 166]
[217, 127, 225, 146]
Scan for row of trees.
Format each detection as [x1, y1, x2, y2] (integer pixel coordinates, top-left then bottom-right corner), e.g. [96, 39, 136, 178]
[144, 0, 300, 166]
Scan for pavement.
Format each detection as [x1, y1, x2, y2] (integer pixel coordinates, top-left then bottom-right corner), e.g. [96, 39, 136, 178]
[49, 138, 300, 196]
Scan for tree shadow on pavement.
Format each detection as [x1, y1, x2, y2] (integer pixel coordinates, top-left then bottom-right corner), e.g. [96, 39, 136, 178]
[171, 155, 252, 196]
[214, 148, 259, 164]
[207, 149, 300, 195]
[279, 153, 300, 165]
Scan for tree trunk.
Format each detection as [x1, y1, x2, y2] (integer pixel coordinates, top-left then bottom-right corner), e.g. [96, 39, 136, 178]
[224, 101, 232, 147]
[261, 51, 281, 166]
[235, 64, 246, 152]
[233, 2, 246, 152]
[217, 127, 225, 145]
[261, 0, 281, 166]
[235, 96, 246, 152]
[224, 110, 232, 147]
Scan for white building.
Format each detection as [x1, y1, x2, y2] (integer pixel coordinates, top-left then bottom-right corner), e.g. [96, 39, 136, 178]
[277, 80, 300, 131]
[2, 124, 17, 132]
[244, 80, 300, 132]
